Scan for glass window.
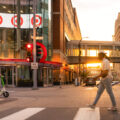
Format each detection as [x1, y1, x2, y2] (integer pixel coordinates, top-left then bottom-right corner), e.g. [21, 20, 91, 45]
[0, 0, 52, 60]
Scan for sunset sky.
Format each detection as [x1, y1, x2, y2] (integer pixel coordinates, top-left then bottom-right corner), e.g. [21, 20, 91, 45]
[72, 0, 120, 41]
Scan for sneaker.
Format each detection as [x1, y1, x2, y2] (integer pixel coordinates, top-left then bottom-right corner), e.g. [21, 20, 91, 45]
[88, 104, 95, 109]
[108, 107, 117, 111]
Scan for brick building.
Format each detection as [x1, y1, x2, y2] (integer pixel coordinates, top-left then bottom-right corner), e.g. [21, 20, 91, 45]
[114, 13, 120, 79]
[52, 0, 82, 84]
[115, 13, 120, 42]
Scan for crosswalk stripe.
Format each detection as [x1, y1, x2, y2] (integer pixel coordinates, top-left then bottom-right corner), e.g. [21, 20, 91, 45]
[73, 107, 100, 120]
[0, 108, 45, 120]
[0, 99, 4, 101]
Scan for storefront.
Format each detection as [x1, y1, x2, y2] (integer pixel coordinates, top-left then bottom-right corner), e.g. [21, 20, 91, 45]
[0, 65, 16, 87]
[0, 0, 60, 87]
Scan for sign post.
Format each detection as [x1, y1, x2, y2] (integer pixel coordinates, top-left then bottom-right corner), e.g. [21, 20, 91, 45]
[31, 36, 44, 40]
[32, 0, 38, 90]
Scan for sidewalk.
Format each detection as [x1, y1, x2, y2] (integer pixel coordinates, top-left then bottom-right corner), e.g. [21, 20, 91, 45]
[0, 84, 120, 111]
[6, 84, 76, 91]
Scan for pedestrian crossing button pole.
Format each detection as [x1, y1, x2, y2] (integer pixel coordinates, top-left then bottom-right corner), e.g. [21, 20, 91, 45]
[32, 0, 38, 90]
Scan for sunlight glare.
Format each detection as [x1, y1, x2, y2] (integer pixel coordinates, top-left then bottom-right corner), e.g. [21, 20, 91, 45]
[88, 50, 97, 56]
[87, 63, 101, 68]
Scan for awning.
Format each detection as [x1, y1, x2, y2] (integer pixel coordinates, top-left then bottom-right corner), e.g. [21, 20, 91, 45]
[42, 61, 62, 67]
[0, 59, 62, 68]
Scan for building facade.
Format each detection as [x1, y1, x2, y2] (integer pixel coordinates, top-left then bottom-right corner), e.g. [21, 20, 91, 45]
[115, 13, 120, 42]
[52, 0, 82, 84]
[114, 13, 120, 80]
[0, 0, 57, 87]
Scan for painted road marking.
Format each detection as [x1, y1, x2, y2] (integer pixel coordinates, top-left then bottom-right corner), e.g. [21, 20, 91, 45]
[73, 107, 100, 120]
[0, 99, 4, 101]
[8, 91, 15, 93]
[85, 88, 94, 90]
[0, 108, 45, 120]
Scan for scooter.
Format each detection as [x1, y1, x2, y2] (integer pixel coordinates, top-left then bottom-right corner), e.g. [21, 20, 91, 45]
[0, 75, 9, 98]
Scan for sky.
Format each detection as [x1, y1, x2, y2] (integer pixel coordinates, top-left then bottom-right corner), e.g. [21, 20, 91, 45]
[72, 0, 120, 41]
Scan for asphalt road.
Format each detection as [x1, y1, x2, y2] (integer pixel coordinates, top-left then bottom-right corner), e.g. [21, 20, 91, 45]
[0, 85, 120, 120]
[0, 107, 120, 120]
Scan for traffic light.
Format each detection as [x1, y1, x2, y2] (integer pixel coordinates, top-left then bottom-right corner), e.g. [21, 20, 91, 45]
[27, 44, 32, 49]
[36, 44, 42, 62]
[26, 43, 33, 62]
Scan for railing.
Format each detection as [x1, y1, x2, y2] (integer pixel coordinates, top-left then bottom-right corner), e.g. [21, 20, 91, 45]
[67, 56, 120, 64]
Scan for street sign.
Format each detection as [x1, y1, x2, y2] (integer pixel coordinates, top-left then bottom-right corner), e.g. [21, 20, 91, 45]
[31, 62, 38, 69]
[31, 36, 44, 40]
[0, 13, 42, 28]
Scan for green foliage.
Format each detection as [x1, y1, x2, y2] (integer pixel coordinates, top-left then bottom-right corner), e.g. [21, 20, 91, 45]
[80, 70, 90, 79]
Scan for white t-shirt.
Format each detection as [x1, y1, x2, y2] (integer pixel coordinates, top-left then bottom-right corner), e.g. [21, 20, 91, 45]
[101, 58, 112, 77]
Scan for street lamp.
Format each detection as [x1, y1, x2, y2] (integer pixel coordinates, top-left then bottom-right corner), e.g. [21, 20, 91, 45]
[78, 37, 88, 85]
[78, 39, 82, 85]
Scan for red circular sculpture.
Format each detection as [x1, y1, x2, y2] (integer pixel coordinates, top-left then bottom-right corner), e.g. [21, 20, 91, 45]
[36, 42, 47, 62]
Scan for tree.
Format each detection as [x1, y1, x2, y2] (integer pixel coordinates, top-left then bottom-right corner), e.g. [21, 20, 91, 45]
[80, 69, 90, 83]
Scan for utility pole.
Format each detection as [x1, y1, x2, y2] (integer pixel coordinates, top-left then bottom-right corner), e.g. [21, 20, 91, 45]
[32, 0, 38, 89]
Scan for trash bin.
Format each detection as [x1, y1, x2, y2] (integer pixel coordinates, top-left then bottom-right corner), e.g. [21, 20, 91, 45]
[75, 78, 78, 86]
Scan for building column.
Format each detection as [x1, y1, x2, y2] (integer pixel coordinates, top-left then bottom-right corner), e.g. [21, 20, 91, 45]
[73, 46, 75, 56]
[112, 45, 115, 57]
[47, 67, 49, 86]
[69, 48, 71, 56]
[72, 46, 73, 56]
[3, 29, 8, 58]
[5, 68, 8, 86]
[12, 66, 15, 87]
[70, 48, 72, 56]
[51, 67, 53, 85]
[0, 67, 1, 87]
[99, 45, 101, 50]
[40, 67, 43, 85]
[85, 45, 87, 56]
[15, 66, 18, 86]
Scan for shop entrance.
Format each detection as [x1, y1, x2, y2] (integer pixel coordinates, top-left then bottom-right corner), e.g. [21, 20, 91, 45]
[0, 66, 16, 87]
[42, 67, 53, 87]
